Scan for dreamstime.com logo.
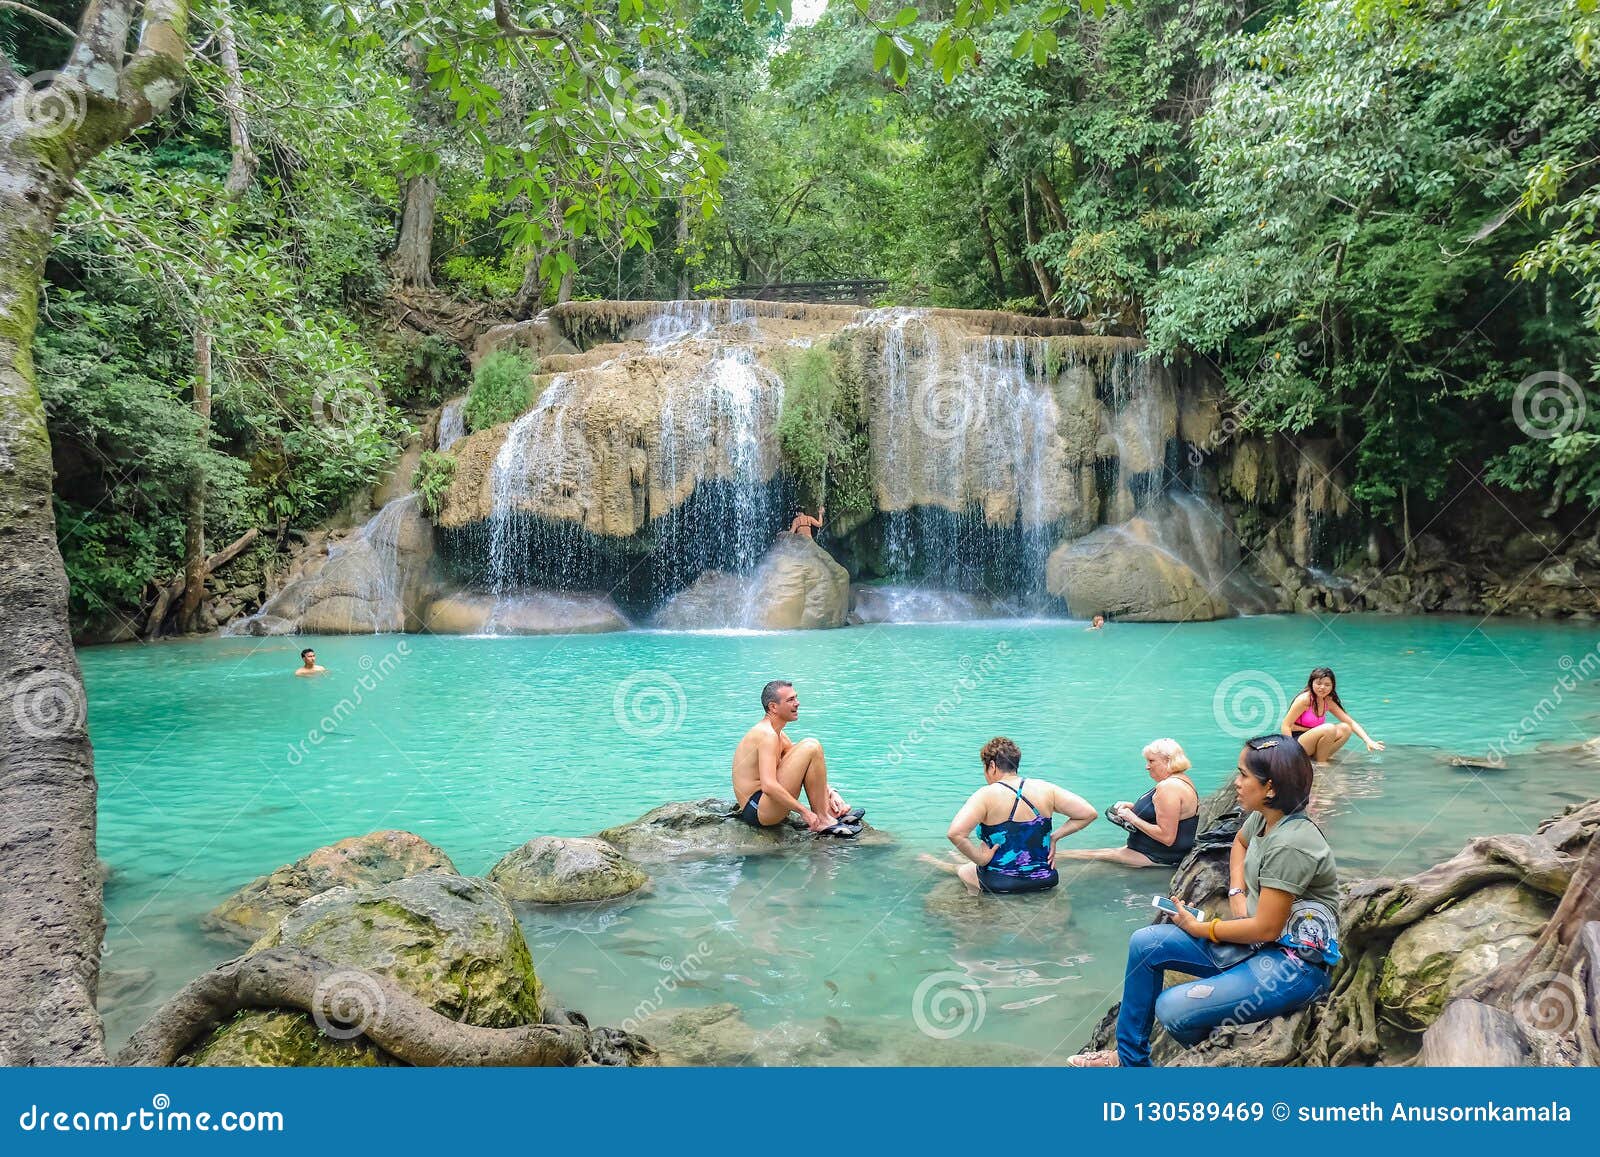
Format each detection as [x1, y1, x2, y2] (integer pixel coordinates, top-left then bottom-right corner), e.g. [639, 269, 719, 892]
[17, 1094, 285, 1133]
[1512, 371, 1588, 441]
[1212, 669, 1288, 740]
[6, 72, 87, 139]
[11, 668, 87, 740]
[912, 375, 986, 444]
[911, 972, 986, 1040]
[613, 670, 687, 739]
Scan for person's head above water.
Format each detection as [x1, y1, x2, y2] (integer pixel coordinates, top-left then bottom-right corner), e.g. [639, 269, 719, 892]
[1091, 614, 1105, 628]
[300, 648, 316, 666]
[979, 736, 1021, 780]
[1141, 738, 1190, 779]
[761, 679, 798, 722]
[1234, 734, 1314, 817]
[1303, 666, 1340, 708]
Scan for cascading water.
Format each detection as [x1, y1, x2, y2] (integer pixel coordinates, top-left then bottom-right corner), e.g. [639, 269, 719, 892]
[485, 374, 588, 592]
[437, 397, 466, 451]
[643, 298, 757, 346]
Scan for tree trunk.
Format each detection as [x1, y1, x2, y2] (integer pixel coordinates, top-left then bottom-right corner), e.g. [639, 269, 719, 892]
[557, 236, 576, 304]
[0, 135, 105, 1067]
[1032, 171, 1070, 235]
[512, 254, 544, 318]
[177, 326, 211, 633]
[976, 200, 1006, 301]
[676, 196, 690, 299]
[0, 0, 191, 1066]
[393, 46, 436, 290]
[394, 172, 437, 290]
[1021, 182, 1059, 316]
[215, 0, 256, 198]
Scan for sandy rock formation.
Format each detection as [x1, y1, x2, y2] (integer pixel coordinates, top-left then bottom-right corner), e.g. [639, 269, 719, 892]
[421, 591, 629, 635]
[1046, 520, 1231, 622]
[651, 533, 850, 629]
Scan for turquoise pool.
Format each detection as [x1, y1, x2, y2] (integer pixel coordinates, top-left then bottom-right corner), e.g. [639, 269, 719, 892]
[86, 615, 1600, 1061]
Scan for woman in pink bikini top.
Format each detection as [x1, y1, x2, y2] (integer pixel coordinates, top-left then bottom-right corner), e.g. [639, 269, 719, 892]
[1280, 666, 1385, 764]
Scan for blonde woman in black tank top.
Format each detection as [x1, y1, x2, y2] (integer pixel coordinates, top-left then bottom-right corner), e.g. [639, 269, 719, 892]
[1056, 738, 1200, 868]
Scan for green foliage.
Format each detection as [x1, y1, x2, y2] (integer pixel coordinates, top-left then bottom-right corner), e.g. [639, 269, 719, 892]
[413, 450, 458, 518]
[776, 341, 874, 519]
[465, 351, 539, 432]
[382, 334, 470, 410]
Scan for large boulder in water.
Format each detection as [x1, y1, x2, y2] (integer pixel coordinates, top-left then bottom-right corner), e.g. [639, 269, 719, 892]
[487, 836, 649, 903]
[652, 533, 850, 630]
[202, 830, 457, 943]
[1046, 520, 1230, 622]
[231, 496, 440, 634]
[422, 591, 629, 635]
[1376, 881, 1556, 1032]
[189, 873, 543, 1066]
[597, 798, 890, 864]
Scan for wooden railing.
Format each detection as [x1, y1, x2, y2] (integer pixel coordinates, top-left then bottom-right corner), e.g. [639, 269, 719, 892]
[723, 278, 890, 305]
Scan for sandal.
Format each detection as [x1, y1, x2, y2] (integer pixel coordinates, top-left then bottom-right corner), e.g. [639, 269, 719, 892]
[816, 821, 862, 839]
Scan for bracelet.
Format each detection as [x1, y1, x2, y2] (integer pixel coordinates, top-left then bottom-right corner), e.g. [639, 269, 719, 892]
[1227, 887, 1245, 898]
[1207, 918, 1221, 943]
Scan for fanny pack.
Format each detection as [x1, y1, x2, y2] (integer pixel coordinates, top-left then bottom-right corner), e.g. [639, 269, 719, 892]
[1276, 898, 1341, 968]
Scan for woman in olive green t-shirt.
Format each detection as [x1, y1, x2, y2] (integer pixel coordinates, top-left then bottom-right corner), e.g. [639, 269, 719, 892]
[1070, 735, 1339, 1067]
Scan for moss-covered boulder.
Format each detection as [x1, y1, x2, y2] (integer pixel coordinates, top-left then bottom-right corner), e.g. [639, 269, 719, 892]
[1376, 881, 1556, 1032]
[488, 836, 648, 903]
[202, 831, 457, 943]
[597, 798, 891, 864]
[190, 873, 542, 1066]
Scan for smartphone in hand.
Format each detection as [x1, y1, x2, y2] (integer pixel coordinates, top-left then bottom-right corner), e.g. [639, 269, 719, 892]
[1151, 895, 1206, 921]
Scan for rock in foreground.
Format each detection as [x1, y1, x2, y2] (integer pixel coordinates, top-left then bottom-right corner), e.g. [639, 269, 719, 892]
[597, 798, 890, 864]
[202, 830, 457, 943]
[190, 873, 543, 1066]
[488, 836, 649, 903]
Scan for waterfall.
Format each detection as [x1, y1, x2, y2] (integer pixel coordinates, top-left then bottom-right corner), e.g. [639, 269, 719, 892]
[437, 397, 466, 451]
[485, 375, 586, 592]
[643, 298, 756, 346]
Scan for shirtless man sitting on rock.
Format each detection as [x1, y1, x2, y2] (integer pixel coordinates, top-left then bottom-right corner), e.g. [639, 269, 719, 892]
[733, 679, 864, 837]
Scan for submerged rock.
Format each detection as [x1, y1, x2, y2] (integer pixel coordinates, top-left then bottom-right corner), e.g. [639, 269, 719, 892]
[190, 873, 543, 1067]
[597, 798, 890, 864]
[202, 830, 457, 943]
[488, 836, 649, 903]
[422, 591, 629, 635]
[651, 533, 850, 630]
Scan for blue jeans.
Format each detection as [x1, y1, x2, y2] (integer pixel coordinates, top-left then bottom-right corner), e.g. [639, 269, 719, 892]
[1115, 923, 1330, 1066]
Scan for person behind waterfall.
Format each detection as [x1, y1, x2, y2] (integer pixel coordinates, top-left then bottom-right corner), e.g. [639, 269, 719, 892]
[732, 680, 863, 837]
[1069, 735, 1340, 1067]
[1056, 738, 1199, 868]
[788, 506, 824, 538]
[919, 737, 1096, 895]
[1280, 667, 1384, 763]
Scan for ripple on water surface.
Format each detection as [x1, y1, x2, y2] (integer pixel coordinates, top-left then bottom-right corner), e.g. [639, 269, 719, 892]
[85, 616, 1600, 1058]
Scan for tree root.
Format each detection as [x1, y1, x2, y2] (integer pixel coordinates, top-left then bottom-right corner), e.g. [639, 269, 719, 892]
[117, 948, 657, 1068]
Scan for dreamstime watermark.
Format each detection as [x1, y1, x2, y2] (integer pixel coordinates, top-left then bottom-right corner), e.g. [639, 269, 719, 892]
[285, 642, 411, 765]
[1509, 970, 1584, 1036]
[1211, 669, 1288, 740]
[11, 667, 88, 740]
[612, 670, 687, 739]
[1481, 640, 1600, 766]
[911, 375, 987, 444]
[6, 71, 87, 139]
[1185, 386, 1276, 467]
[911, 972, 986, 1040]
[885, 640, 1012, 765]
[1512, 370, 1588, 440]
[619, 941, 712, 1033]
[16, 1094, 284, 1133]
[310, 369, 387, 430]
[311, 968, 388, 1041]
[609, 69, 687, 141]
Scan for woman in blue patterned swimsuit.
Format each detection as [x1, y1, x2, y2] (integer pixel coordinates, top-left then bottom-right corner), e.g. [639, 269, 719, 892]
[920, 737, 1098, 895]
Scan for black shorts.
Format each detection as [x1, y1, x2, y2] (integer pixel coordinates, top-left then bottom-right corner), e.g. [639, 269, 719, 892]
[977, 868, 1059, 895]
[736, 791, 783, 829]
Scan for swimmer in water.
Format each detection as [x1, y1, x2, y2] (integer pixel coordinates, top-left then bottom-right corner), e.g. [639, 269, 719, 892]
[295, 648, 327, 677]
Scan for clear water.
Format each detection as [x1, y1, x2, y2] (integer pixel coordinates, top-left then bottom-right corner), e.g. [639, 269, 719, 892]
[86, 615, 1600, 1061]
